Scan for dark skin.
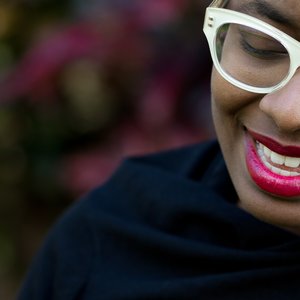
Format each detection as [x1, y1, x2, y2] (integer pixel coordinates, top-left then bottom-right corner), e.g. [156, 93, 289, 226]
[211, 0, 300, 235]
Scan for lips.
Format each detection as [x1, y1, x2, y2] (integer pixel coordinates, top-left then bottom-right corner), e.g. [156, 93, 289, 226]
[245, 129, 300, 197]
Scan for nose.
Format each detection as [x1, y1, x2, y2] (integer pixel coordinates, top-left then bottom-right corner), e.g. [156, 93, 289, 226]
[259, 70, 300, 133]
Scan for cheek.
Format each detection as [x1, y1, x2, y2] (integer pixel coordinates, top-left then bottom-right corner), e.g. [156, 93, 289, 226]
[210, 67, 260, 157]
[210, 69, 240, 156]
[211, 67, 255, 116]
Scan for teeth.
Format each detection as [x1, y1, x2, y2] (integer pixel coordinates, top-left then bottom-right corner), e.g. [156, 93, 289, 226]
[285, 157, 300, 168]
[270, 152, 285, 165]
[271, 166, 280, 174]
[280, 170, 291, 176]
[263, 146, 271, 158]
[257, 142, 300, 177]
[291, 172, 300, 176]
[262, 144, 300, 168]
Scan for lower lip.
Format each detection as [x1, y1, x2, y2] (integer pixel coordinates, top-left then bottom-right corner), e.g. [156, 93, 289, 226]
[245, 133, 300, 197]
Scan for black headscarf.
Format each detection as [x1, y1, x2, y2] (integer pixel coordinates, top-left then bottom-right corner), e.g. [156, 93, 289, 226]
[18, 140, 300, 299]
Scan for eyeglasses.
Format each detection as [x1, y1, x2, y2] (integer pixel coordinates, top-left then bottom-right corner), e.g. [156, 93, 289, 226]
[203, 0, 300, 94]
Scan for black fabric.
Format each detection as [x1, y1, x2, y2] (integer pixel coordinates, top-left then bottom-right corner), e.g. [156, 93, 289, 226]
[18, 140, 300, 299]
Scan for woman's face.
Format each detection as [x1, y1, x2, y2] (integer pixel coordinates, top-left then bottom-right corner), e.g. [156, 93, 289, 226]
[211, 0, 300, 234]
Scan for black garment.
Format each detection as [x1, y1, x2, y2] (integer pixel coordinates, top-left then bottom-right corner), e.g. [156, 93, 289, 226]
[18, 140, 300, 299]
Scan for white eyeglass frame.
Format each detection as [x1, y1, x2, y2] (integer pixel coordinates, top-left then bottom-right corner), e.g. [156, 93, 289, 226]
[203, 0, 300, 94]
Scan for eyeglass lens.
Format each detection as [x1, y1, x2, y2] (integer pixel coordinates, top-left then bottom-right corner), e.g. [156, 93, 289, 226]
[215, 23, 291, 88]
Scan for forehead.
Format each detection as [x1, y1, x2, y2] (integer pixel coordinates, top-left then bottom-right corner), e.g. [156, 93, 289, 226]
[229, 0, 298, 9]
[228, 0, 300, 30]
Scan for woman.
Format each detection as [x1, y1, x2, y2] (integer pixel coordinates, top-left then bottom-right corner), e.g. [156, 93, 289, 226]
[18, 0, 300, 299]
[207, 0, 300, 234]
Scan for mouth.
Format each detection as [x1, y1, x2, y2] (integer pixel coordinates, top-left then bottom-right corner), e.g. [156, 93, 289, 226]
[256, 142, 300, 177]
[245, 129, 300, 198]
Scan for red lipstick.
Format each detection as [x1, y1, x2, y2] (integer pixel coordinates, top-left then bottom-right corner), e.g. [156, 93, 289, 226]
[248, 129, 300, 157]
[245, 130, 300, 197]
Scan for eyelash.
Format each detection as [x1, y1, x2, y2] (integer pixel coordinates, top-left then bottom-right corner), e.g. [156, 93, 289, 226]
[239, 36, 288, 60]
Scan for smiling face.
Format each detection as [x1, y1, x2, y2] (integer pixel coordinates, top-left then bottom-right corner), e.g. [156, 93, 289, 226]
[210, 0, 300, 234]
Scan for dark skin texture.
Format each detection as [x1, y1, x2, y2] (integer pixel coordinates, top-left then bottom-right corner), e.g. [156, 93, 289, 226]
[211, 0, 300, 235]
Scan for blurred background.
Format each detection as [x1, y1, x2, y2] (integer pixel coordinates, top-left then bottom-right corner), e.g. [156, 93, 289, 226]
[0, 0, 213, 298]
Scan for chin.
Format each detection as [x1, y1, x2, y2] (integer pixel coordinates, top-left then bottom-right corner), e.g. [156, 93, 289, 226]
[231, 143, 300, 234]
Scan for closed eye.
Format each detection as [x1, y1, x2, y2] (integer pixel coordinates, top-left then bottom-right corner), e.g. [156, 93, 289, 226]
[239, 37, 287, 60]
[238, 25, 288, 60]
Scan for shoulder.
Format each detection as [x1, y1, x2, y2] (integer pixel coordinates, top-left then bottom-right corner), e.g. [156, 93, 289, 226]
[89, 139, 221, 202]
[126, 139, 221, 177]
[44, 140, 223, 241]
[81, 139, 222, 206]
[75, 139, 229, 232]
[18, 197, 94, 299]
[17, 140, 230, 299]
[37, 139, 221, 240]
[26, 139, 223, 251]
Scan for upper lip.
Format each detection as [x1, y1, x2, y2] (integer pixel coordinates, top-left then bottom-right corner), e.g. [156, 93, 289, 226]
[247, 128, 300, 157]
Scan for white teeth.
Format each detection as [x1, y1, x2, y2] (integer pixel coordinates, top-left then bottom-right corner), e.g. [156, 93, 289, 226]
[280, 170, 291, 176]
[270, 152, 285, 165]
[263, 146, 271, 158]
[291, 172, 300, 176]
[261, 144, 300, 167]
[285, 157, 300, 168]
[271, 166, 280, 174]
[257, 142, 300, 177]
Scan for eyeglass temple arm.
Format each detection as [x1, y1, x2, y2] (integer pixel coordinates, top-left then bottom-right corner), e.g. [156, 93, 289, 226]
[209, 0, 229, 8]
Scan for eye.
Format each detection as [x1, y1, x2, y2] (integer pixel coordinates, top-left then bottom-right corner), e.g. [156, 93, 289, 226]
[238, 26, 288, 60]
[239, 38, 287, 59]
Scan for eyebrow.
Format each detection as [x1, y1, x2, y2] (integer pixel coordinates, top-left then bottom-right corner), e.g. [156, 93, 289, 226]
[239, 0, 291, 26]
